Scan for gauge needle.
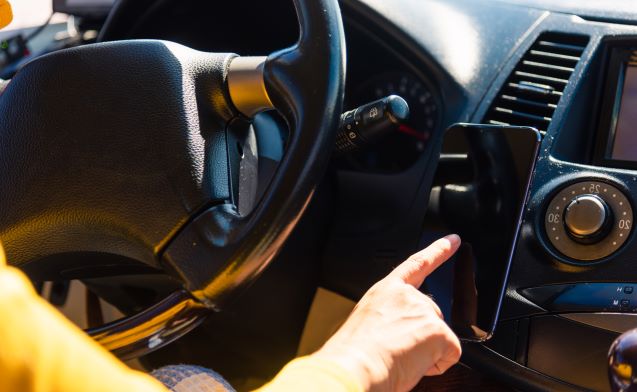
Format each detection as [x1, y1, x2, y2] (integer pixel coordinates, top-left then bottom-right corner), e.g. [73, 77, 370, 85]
[397, 124, 429, 141]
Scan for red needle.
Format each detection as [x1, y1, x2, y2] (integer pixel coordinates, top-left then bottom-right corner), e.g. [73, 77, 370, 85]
[397, 124, 429, 141]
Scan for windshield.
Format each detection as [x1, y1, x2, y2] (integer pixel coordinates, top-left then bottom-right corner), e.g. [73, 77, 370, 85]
[0, 0, 69, 59]
[4, 0, 66, 31]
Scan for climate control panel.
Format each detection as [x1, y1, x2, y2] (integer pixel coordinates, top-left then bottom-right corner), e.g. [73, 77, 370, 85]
[545, 181, 633, 261]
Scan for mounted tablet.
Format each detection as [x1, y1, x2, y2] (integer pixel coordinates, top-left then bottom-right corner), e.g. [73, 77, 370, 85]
[424, 124, 541, 342]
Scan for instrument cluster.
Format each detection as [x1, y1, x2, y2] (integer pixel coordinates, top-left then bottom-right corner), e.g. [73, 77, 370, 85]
[344, 71, 440, 173]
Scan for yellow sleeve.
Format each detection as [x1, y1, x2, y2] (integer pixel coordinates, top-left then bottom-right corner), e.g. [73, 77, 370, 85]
[0, 244, 361, 392]
[254, 356, 363, 392]
[0, 248, 168, 392]
[0, 0, 12, 29]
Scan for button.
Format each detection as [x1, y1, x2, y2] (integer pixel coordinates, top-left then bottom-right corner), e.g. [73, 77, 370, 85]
[520, 283, 637, 312]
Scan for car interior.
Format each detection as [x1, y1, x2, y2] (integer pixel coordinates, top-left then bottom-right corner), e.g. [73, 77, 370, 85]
[2, 0, 637, 391]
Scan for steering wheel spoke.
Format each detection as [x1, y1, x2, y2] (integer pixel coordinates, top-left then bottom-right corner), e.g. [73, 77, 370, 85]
[162, 0, 345, 309]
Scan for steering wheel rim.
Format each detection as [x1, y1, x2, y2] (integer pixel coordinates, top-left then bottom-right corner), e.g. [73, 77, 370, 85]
[0, 0, 345, 359]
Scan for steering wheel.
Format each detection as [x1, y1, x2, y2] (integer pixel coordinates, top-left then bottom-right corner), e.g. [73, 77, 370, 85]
[0, 0, 345, 359]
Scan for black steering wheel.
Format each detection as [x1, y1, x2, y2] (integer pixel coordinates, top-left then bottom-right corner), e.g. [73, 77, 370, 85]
[0, 0, 345, 359]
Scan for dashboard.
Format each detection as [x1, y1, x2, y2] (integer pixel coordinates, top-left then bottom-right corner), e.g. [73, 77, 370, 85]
[96, 0, 637, 390]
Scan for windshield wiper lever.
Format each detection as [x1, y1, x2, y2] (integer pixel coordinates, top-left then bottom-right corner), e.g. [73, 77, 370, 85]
[334, 95, 409, 155]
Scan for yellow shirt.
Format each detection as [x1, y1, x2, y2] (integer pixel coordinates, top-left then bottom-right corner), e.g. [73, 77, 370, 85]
[0, 246, 361, 392]
[0, 248, 169, 392]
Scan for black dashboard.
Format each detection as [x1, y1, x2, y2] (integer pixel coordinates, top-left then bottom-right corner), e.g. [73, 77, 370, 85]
[95, 0, 637, 390]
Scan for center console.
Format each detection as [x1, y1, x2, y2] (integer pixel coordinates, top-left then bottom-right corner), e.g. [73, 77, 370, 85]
[471, 24, 637, 390]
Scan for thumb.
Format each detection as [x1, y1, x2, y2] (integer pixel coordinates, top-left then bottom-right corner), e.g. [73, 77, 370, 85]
[388, 234, 461, 288]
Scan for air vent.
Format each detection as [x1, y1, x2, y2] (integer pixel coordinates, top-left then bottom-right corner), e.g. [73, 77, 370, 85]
[483, 32, 589, 134]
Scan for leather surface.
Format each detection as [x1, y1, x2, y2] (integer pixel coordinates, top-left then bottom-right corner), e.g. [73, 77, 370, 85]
[0, 40, 236, 275]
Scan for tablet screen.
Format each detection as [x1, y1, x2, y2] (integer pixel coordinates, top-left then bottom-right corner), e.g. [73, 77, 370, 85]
[424, 124, 541, 341]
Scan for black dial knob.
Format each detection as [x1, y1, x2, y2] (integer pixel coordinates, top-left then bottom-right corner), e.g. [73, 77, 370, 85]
[564, 194, 612, 244]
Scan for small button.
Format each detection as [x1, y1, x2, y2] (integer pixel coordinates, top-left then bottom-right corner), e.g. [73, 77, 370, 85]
[361, 103, 384, 124]
[621, 299, 631, 307]
[625, 286, 634, 294]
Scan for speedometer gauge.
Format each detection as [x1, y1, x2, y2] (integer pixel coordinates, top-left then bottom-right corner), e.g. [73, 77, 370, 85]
[348, 72, 440, 172]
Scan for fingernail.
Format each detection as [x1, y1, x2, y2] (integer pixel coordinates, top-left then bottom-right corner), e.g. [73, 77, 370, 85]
[444, 234, 461, 245]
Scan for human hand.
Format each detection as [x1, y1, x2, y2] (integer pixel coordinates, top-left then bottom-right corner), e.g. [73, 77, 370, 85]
[313, 235, 462, 392]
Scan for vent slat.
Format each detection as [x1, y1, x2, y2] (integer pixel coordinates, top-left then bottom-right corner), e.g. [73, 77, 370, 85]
[522, 60, 575, 73]
[513, 71, 569, 85]
[537, 40, 587, 53]
[529, 50, 581, 62]
[507, 83, 563, 97]
[500, 94, 557, 110]
[490, 110, 546, 128]
[494, 107, 552, 123]
[483, 32, 589, 133]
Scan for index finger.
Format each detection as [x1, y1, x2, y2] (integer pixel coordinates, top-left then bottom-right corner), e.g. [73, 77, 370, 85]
[388, 234, 461, 287]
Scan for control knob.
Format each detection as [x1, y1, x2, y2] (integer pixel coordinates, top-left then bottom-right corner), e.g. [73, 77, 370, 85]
[564, 194, 612, 244]
[545, 181, 633, 262]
